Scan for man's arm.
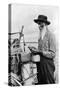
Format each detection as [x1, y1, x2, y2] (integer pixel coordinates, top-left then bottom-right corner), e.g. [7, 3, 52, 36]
[40, 32, 56, 59]
[41, 50, 55, 59]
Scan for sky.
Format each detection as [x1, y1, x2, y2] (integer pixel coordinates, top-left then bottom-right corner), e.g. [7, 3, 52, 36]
[11, 4, 59, 43]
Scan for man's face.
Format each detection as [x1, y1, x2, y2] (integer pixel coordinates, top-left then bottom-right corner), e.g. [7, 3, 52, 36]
[38, 22, 46, 31]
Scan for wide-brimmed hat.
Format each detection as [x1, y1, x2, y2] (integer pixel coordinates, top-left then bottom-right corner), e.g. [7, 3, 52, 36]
[34, 15, 50, 25]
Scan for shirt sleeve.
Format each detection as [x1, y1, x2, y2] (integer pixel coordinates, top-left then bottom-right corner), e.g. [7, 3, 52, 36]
[42, 32, 56, 59]
[49, 33, 56, 54]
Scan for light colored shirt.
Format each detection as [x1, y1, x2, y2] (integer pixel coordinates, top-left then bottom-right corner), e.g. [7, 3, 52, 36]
[38, 29, 56, 59]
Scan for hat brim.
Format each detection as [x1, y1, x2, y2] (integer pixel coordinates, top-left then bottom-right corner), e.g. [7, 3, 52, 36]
[34, 19, 50, 25]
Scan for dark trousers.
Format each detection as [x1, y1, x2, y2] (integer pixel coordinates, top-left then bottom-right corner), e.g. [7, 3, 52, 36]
[36, 62, 55, 84]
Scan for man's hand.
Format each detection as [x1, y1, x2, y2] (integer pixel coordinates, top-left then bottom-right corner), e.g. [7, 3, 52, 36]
[28, 46, 39, 54]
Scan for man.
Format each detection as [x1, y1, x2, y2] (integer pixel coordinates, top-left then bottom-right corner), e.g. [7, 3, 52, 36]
[32, 15, 56, 84]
